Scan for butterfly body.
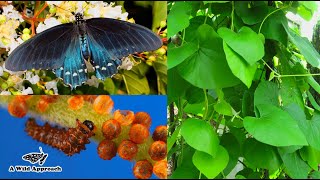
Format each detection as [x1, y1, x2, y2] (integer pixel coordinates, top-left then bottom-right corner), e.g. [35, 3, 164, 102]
[5, 13, 162, 88]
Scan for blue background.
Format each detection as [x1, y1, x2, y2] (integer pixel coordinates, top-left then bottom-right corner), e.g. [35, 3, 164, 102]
[0, 95, 167, 179]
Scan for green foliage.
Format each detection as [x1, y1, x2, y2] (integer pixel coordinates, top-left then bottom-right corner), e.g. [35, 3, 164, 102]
[168, 1, 320, 179]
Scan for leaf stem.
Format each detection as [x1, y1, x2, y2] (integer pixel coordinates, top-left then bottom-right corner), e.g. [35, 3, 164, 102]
[203, 89, 209, 120]
[231, 1, 235, 31]
[258, 6, 288, 34]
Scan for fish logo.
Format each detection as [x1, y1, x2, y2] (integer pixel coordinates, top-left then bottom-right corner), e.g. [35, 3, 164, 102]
[21, 147, 48, 166]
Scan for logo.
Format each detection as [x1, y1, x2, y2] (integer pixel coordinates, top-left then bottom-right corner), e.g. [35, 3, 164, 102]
[8, 147, 62, 173]
[21, 147, 48, 166]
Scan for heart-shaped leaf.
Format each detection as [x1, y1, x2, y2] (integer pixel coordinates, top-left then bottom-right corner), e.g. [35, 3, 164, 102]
[243, 104, 308, 146]
[180, 118, 219, 157]
[222, 41, 258, 88]
[192, 146, 229, 179]
[218, 26, 264, 65]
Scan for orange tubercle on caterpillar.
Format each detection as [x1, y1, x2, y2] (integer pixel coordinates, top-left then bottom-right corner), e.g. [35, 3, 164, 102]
[129, 124, 149, 144]
[117, 140, 138, 160]
[114, 110, 135, 126]
[36, 99, 49, 113]
[8, 97, 28, 118]
[148, 141, 167, 161]
[97, 139, 117, 160]
[93, 95, 114, 114]
[133, 160, 153, 179]
[152, 125, 167, 142]
[133, 112, 151, 128]
[67, 96, 84, 110]
[101, 119, 121, 140]
[153, 160, 167, 179]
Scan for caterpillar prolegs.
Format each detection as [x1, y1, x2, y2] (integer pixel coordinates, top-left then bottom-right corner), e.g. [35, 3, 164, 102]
[25, 118, 96, 156]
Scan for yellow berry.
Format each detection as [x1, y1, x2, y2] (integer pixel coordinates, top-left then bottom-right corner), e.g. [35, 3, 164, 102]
[22, 28, 31, 35]
[160, 20, 166, 28]
[0, 15, 6, 24]
[22, 34, 31, 41]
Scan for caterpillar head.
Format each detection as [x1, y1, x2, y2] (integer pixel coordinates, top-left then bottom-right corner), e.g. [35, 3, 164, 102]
[77, 119, 96, 136]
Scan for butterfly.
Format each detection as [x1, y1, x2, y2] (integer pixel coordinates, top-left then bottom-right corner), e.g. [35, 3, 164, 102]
[5, 13, 163, 88]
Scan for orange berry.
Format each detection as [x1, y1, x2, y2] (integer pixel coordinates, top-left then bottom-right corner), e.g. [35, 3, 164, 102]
[117, 140, 138, 160]
[153, 160, 167, 179]
[133, 112, 151, 128]
[97, 139, 117, 160]
[129, 124, 149, 144]
[67, 96, 84, 110]
[133, 160, 153, 179]
[37, 99, 49, 113]
[149, 141, 167, 161]
[114, 110, 135, 126]
[93, 95, 114, 114]
[40, 95, 58, 103]
[8, 98, 28, 118]
[102, 119, 121, 140]
[152, 125, 167, 142]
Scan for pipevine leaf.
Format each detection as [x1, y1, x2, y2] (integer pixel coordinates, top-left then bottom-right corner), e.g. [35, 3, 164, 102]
[243, 104, 308, 147]
[192, 146, 229, 179]
[180, 118, 219, 157]
[177, 24, 240, 89]
[218, 26, 265, 66]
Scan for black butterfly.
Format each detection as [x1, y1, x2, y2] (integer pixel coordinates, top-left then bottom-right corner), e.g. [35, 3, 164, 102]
[5, 13, 162, 88]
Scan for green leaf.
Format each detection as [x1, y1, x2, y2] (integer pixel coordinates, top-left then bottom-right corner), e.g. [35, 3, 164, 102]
[192, 146, 229, 179]
[122, 65, 150, 94]
[203, 1, 229, 4]
[310, 171, 320, 179]
[177, 24, 240, 89]
[152, 60, 167, 95]
[284, 104, 320, 151]
[170, 146, 200, 179]
[184, 102, 204, 115]
[243, 138, 282, 172]
[279, 78, 304, 110]
[180, 118, 219, 157]
[168, 42, 198, 69]
[222, 41, 258, 88]
[299, 146, 320, 170]
[214, 98, 233, 116]
[258, 7, 288, 46]
[282, 23, 320, 68]
[167, 67, 191, 103]
[254, 81, 279, 107]
[220, 133, 241, 176]
[243, 104, 308, 146]
[167, 126, 181, 152]
[278, 149, 311, 179]
[235, 1, 269, 25]
[152, 1, 167, 32]
[297, 1, 318, 21]
[167, 2, 191, 38]
[218, 26, 265, 65]
[184, 86, 205, 104]
[307, 91, 320, 111]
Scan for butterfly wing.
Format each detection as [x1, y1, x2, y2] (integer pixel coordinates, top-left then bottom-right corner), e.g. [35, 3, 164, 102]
[85, 18, 163, 80]
[5, 23, 75, 71]
[53, 32, 87, 88]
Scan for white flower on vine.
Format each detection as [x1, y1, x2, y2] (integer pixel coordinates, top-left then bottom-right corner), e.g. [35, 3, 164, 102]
[36, 17, 62, 33]
[2, 5, 24, 22]
[21, 87, 33, 95]
[0, 66, 3, 76]
[119, 57, 133, 70]
[86, 75, 100, 88]
[47, 1, 63, 6]
[0, 91, 11, 95]
[25, 71, 40, 84]
[45, 80, 59, 95]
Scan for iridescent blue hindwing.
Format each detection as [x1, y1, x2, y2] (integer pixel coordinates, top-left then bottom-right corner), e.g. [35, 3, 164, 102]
[54, 36, 87, 88]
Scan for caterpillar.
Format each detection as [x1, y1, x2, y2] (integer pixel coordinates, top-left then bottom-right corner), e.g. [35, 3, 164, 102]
[25, 118, 96, 156]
